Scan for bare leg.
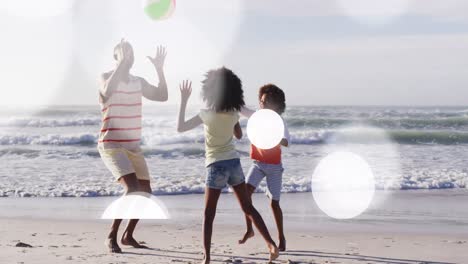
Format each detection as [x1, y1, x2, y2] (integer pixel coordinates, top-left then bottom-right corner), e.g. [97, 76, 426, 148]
[202, 187, 222, 264]
[105, 173, 140, 253]
[121, 179, 152, 248]
[106, 219, 123, 253]
[232, 183, 279, 262]
[271, 200, 286, 251]
[238, 184, 256, 244]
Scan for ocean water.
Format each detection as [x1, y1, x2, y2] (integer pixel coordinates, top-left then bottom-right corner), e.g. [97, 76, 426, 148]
[0, 105, 467, 197]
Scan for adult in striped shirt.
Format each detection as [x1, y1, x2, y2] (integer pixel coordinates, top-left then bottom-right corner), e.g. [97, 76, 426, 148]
[98, 39, 167, 253]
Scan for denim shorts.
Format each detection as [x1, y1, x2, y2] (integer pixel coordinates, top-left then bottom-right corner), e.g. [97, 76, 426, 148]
[206, 158, 245, 189]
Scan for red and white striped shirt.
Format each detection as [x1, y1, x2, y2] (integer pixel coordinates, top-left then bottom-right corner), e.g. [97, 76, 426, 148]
[98, 75, 143, 150]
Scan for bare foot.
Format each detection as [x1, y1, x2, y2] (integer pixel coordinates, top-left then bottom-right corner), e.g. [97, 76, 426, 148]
[105, 238, 122, 253]
[238, 230, 255, 244]
[279, 238, 286, 251]
[201, 254, 210, 264]
[121, 235, 148, 249]
[269, 245, 279, 262]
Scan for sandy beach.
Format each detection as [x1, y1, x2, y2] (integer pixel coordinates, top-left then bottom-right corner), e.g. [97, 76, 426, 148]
[2, 0, 468, 263]
[1, 191, 467, 264]
[2, 218, 467, 264]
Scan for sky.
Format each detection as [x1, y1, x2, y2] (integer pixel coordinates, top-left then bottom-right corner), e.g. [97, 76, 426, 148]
[0, 0, 467, 107]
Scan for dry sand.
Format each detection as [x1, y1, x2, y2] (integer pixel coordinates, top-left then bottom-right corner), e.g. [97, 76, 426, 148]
[1, 218, 466, 264]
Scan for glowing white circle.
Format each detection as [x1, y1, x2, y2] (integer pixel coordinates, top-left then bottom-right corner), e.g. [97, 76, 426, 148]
[247, 109, 285, 150]
[312, 151, 375, 219]
[0, 3, 73, 107]
[101, 192, 170, 220]
[75, 0, 244, 94]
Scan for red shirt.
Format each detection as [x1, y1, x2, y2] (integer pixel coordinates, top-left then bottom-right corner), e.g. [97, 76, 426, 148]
[250, 120, 290, 164]
[250, 144, 282, 164]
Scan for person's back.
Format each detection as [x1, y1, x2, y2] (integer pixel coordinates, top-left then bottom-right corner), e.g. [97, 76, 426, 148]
[176, 68, 279, 264]
[199, 110, 240, 166]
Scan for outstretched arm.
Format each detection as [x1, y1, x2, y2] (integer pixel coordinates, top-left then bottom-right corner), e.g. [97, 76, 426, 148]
[240, 106, 255, 118]
[177, 80, 202, 132]
[100, 39, 130, 102]
[233, 122, 242, 139]
[142, 46, 168, 102]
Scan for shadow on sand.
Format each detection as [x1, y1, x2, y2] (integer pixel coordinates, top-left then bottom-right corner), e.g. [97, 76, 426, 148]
[120, 247, 454, 264]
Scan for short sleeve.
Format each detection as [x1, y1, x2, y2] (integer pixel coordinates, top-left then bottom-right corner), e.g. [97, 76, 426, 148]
[240, 106, 255, 118]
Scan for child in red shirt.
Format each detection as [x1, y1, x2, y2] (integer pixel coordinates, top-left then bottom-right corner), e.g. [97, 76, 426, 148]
[239, 84, 290, 251]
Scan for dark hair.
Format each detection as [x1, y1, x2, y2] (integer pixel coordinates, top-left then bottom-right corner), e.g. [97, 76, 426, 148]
[259, 84, 286, 114]
[201, 67, 245, 112]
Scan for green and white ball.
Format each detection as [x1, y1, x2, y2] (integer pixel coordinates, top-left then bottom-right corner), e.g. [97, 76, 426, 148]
[143, 0, 176, 21]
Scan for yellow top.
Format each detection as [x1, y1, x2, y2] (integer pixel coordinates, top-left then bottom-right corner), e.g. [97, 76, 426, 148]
[199, 110, 240, 167]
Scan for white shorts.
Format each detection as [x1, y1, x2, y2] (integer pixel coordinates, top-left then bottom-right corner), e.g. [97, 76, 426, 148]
[98, 147, 150, 182]
[246, 161, 284, 201]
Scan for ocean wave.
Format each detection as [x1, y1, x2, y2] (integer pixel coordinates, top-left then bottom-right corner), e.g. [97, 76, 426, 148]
[3, 169, 466, 198]
[0, 133, 205, 147]
[292, 130, 468, 145]
[0, 148, 41, 158]
[0, 134, 98, 146]
[0, 117, 173, 128]
[0, 117, 101, 127]
[3, 114, 468, 132]
[389, 131, 468, 145]
[0, 147, 247, 160]
[284, 117, 468, 130]
[286, 130, 468, 145]
[2, 129, 468, 147]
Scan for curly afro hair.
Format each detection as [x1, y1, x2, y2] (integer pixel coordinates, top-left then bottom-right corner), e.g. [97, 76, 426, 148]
[259, 84, 286, 114]
[201, 67, 245, 112]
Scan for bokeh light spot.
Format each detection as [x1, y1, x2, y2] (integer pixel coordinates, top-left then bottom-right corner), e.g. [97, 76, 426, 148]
[312, 151, 375, 219]
[101, 192, 170, 220]
[247, 109, 285, 150]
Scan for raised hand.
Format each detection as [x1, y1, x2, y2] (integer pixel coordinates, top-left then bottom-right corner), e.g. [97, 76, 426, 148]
[179, 80, 192, 102]
[147, 45, 167, 70]
[116, 38, 127, 64]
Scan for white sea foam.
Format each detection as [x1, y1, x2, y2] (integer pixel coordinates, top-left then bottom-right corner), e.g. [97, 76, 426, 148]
[1, 106, 468, 197]
[0, 133, 98, 145]
[0, 146, 466, 198]
[1, 129, 468, 146]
